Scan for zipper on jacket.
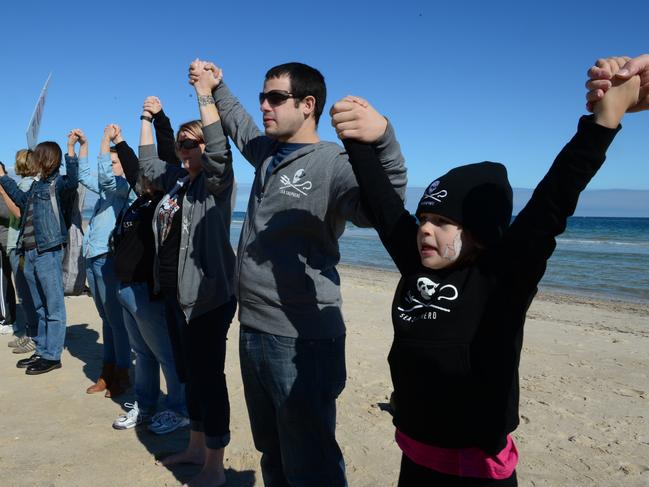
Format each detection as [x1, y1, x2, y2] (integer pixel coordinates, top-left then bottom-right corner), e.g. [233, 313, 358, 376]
[237, 145, 316, 302]
[238, 181, 262, 301]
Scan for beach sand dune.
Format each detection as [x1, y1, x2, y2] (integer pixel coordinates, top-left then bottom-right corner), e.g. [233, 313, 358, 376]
[0, 265, 647, 486]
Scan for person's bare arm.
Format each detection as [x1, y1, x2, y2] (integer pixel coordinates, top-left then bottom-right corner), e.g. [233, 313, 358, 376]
[0, 183, 20, 218]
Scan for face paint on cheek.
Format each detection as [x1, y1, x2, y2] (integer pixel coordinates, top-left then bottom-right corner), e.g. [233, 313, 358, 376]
[441, 231, 463, 261]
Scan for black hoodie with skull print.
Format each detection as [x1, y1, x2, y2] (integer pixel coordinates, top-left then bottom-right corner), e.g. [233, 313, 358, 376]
[342, 115, 619, 455]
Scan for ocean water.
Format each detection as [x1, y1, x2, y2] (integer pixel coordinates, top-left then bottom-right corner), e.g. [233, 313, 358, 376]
[229, 212, 649, 303]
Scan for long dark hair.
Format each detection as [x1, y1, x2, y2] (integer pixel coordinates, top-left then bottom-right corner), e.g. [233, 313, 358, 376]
[33, 141, 62, 179]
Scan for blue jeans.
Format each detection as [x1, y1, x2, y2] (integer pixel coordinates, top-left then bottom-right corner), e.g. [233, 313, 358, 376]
[118, 282, 186, 416]
[22, 247, 66, 360]
[9, 249, 39, 337]
[86, 254, 131, 368]
[239, 326, 348, 487]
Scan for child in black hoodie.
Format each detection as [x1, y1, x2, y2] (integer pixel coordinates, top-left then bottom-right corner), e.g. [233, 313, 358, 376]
[330, 56, 644, 486]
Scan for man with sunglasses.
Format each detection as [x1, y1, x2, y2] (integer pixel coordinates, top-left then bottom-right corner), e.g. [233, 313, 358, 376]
[189, 60, 406, 487]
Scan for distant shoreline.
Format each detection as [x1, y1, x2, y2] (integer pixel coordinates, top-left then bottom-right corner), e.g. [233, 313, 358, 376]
[83, 186, 649, 218]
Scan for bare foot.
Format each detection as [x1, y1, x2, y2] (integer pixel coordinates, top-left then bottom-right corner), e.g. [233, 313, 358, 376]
[156, 448, 205, 467]
[182, 467, 226, 487]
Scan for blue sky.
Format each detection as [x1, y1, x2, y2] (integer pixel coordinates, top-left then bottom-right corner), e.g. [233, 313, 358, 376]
[1, 0, 648, 199]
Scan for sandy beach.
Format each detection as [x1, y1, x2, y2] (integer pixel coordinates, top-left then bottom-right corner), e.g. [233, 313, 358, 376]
[0, 264, 647, 487]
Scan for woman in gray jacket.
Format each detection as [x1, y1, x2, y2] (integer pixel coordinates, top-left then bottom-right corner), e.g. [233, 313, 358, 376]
[138, 67, 236, 487]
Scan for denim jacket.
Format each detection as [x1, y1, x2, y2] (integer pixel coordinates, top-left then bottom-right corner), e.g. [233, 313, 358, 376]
[79, 154, 135, 259]
[0, 156, 79, 253]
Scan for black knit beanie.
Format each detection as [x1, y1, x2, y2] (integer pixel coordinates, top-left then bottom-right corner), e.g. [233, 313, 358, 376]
[416, 161, 513, 247]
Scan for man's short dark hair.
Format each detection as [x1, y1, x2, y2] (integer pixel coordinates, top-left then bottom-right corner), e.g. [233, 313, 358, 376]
[265, 62, 326, 125]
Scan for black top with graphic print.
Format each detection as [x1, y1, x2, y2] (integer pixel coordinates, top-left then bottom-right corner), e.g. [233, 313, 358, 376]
[342, 115, 619, 454]
[157, 186, 187, 290]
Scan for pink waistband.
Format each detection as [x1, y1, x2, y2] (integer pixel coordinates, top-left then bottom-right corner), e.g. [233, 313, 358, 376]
[395, 429, 518, 479]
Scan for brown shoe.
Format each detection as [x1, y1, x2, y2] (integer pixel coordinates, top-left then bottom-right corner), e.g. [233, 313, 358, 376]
[86, 363, 114, 394]
[105, 367, 131, 398]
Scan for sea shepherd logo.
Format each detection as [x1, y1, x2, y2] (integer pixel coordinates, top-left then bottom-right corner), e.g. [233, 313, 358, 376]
[397, 277, 459, 323]
[279, 169, 312, 199]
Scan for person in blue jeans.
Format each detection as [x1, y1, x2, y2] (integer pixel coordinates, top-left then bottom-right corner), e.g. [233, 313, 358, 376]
[106, 110, 188, 434]
[0, 140, 79, 374]
[1, 149, 39, 353]
[73, 127, 135, 397]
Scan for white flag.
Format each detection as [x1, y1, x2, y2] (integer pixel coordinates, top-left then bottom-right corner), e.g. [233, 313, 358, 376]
[26, 73, 52, 150]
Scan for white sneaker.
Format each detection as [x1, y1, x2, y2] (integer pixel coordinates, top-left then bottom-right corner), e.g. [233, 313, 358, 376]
[148, 410, 189, 435]
[112, 402, 150, 430]
[0, 324, 14, 335]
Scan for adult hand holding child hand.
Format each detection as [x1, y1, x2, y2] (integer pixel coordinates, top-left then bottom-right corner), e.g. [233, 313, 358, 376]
[591, 56, 644, 129]
[330, 96, 387, 143]
[586, 54, 649, 112]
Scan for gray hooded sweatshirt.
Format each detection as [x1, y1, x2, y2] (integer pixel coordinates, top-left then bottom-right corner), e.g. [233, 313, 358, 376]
[138, 121, 235, 321]
[214, 82, 407, 339]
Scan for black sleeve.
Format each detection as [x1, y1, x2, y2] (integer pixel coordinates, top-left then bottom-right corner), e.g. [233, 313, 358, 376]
[497, 115, 620, 290]
[115, 141, 139, 188]
[153, 109, 180, 166]
[342, 139, 420, 275]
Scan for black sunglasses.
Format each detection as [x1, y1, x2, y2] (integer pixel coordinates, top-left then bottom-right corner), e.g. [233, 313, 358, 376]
[175, 139, 202, 150]
[259, 90, 299, 106]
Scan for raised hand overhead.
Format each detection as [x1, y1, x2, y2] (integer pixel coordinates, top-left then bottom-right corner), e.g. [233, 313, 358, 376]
[586, 54, 649, 112]
[143, 96, 162, 116]
[67, 128, 88, 157]
[188, 59, 222, 92]
[330, 95, 387, 143]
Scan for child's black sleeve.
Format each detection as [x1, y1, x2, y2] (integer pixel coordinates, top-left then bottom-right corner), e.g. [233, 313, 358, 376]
[498, 115, 620, 290]
[342, 139, 420, 275]
[153, 109, 180, 166]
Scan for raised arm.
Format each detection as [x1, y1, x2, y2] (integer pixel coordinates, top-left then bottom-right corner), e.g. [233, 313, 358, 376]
[138, 96, 185, 191]
[189, 60, 267, 168]
[112, 126, 139, 188]
[190, 60, 234, 196]
[68, 128, 96, 194]
[59, 131, 80, 193]
[331, 99, 418, 274]
[143, 96, 180, 165]
[329, 96, 407, 228]
[97, 124, 131, 197]
[502, 58, 643, 289]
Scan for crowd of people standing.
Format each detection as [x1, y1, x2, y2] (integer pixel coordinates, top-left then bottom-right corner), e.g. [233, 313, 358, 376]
[0, 53, 647, 487]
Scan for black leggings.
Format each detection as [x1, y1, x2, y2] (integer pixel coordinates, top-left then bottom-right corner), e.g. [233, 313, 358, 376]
[163, 290, 236, 450]
[398, 454, 517, 487]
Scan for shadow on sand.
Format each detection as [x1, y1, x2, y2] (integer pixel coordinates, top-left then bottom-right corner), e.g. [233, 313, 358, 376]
[133, 426, 256, 486]
[65, 322, 103, 383]
[63, 323, 256, 485]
